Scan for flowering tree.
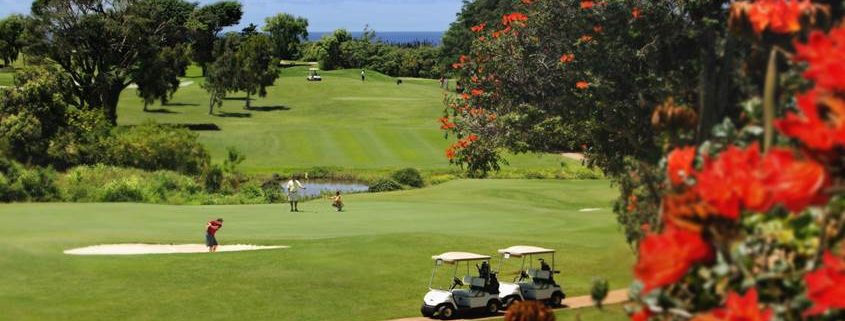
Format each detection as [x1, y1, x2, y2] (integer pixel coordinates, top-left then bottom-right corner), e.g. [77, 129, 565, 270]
[444, 0, 845, 320]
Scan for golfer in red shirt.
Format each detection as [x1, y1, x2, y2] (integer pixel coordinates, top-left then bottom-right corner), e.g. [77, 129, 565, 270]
[206, 218, 223, 252]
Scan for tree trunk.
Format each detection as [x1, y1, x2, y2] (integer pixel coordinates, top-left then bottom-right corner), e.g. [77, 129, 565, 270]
[245, 92, 251, 110]
[209, 94, 215, 115]
[102, 82, 126, 126]
[697, 28, 718, 142]
[143, 101, 149, 112]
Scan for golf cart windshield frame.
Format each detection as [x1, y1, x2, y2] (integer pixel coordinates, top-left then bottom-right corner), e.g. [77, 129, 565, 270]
[497, 249, 556, 282]
[428, 257, 491, 290]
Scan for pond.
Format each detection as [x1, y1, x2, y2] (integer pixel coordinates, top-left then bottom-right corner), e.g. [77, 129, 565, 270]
[295, 181, 370, 198]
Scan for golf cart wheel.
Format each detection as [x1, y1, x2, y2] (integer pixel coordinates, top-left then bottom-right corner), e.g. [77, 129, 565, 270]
[421, 304, 434, 318]
[436, 304, 455, 320]
[485, 300, 501, 314]
[549, 292, 565, 307]
[504, 296, 521, 309]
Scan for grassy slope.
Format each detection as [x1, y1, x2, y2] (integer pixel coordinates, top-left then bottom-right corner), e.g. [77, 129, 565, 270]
[0, 179, 632, 321]
[116, 66, 570, 173]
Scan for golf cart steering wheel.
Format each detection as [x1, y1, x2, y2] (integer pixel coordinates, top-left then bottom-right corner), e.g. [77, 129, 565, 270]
[450, 277, 464, 290]
[518, 270, 529, 282]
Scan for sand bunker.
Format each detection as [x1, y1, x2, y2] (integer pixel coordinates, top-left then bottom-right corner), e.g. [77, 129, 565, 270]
[64, 244, 288, 256]
[127, 81, 194, 89]
[578, 208, 602, 212]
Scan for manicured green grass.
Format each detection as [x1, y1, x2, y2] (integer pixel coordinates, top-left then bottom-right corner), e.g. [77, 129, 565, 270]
[0, 68, 13, 86]
[0, 179, 632, 321]
[116, 66, 571, 174]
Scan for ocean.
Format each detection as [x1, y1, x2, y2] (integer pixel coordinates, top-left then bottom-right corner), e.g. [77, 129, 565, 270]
[307, 31, 444, 45]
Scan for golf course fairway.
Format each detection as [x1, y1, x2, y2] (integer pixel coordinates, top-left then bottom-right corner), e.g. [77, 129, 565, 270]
[0, 179, 632, 321]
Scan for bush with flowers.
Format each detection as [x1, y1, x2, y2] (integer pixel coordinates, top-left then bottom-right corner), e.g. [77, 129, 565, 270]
[441, 0, 845, 320]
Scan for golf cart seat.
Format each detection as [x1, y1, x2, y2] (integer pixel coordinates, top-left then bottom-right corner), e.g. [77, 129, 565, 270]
[527, 269, 554, 288]
[453, 276, 488, 295]
[533, 270, 552, 280]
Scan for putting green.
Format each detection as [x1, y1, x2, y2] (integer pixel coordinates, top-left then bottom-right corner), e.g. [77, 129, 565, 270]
[115, 66, 571, 173]
[0, 179, 632, 321]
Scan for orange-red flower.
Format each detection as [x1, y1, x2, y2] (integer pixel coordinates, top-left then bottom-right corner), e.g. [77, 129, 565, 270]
[579, 35, 594, 42]
[468, 134, 479, 142]
[758, 148, 828, 212]
[695, 144, 828, 218]
[695, 144, 768, 219]
[521, 0, 533, 4]
[667, 146, 696, 186]
[439, 117, 456, 130]
[580, 0, 594, 9]
[634, 226, 712, 293]
[708, 289, 773, 321]
[745, 0, 812, 34]
[559, 53, 575, 64]
[471, 89, 484, 96]
[593, 24, 604, 33]
[804, 251, 845, 316]
[794, 27, 845, 93]
[630, 308, 651, 321]
[691, 289, 772, 321]
[502, 12, 528, 27]
[776, 90, 845, 151]
[576, 81, 590, 89]
[446, 147, 456, 160]
[632, 7, 642, 19]
[471, 23, 486, 33]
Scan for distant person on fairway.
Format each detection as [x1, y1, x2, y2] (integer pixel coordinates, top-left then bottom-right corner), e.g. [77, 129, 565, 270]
[361, 69, 366, 82]
[285, 175, 305, 212]
[206, 218, 223, 253]
[331, 191, 344, 212]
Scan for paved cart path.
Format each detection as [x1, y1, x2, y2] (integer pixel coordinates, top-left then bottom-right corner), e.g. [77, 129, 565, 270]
[383, 289, 629, 321]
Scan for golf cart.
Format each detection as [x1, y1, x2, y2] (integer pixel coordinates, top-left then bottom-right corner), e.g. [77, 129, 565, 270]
[307, 68, 322, 81]
[496, 246, 566, 308]
[421, 252, 501, 319]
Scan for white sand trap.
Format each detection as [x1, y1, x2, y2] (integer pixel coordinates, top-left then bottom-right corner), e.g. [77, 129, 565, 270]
[127, 81, 194, 89]
[578, 208, 602, 212]
[64, 244, 288, 256]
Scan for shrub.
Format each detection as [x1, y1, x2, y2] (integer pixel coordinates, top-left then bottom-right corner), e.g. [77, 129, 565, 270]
[307, 166, 338, 179]
[368, 178, 403, 193]
[100, 177, 147, 202]
[590, 277, 609, 309]
[13, 166, 59, 201]
[428, 174, 456, 185]
[202, 165, 224, 193]
[105, 121, 210, 175]
[0, 172, 10, 201]
[391, 168, 423, 188]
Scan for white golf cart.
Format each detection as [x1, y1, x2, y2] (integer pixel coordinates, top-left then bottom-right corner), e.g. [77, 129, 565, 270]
[496, 246, 566, 309]
[307, 68, 322, 81]
[421, 252, 501, 319]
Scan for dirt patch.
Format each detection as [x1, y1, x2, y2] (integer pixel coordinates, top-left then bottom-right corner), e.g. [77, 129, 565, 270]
[64, 244, 288, 256]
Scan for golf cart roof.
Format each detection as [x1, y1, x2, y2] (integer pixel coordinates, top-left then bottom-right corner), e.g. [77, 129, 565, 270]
[309, 68, 319, 71]
[498, 246, 555, 256]
[432, 252, 490, 263]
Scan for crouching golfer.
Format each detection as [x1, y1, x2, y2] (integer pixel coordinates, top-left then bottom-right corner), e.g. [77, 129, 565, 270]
[331, 191, 344, 212]
[206, 218, 223, 252]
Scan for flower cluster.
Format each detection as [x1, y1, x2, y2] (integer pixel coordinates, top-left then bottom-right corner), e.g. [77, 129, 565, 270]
[632, 20, 845, 321]
[729, 0, 826, 35]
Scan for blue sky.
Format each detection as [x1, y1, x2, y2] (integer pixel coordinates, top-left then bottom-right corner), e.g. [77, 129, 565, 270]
[0, 0, 463, 32]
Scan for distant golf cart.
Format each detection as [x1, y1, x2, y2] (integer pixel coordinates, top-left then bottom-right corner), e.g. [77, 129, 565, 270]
[421, 252, 501, 320]
[307, 68, 322, 81]
[496, 246, 566, 309]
